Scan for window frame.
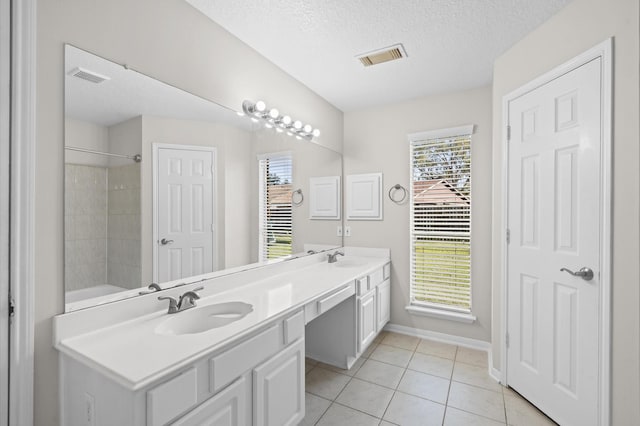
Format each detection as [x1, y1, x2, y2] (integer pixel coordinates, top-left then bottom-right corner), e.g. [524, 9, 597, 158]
[257, 151, 293, 262]
[407, 125, 476, 323]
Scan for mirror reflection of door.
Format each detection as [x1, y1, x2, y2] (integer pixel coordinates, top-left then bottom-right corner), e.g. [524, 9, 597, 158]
[154, 144, 216, 282]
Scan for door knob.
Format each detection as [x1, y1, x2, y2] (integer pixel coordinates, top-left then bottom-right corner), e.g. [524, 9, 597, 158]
[560, 267, 594, 281]
[160, 238, 174, 245]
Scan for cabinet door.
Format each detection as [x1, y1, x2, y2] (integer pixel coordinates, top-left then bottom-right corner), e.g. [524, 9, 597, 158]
[173, 376, 248, 426]
[376, 279, 391, 331]
[253, 339, 305, 426]
[358, 291, 377, 353]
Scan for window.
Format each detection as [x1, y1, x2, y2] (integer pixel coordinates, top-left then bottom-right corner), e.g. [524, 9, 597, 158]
[409, 125, 473, 314]
[258, 152, 293, 261]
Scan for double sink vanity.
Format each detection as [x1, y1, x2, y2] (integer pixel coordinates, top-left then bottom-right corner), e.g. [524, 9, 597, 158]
[54, 247, 391, 425]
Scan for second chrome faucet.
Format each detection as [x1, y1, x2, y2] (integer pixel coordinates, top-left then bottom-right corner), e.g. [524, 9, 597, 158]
[158, 286, 204, 314]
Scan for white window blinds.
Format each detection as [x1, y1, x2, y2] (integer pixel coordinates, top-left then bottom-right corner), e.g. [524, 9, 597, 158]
[409, 127, 472, 312]
[258, 153, 293, 262]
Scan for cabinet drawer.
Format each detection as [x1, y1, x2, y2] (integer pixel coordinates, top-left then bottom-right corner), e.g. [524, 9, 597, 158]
[173, 376, 247, 426]
[356, 276, 370, 296]
[210, 324, 281, 393]
[147, 367, 197, 426]
[369, 268, 384, 287]
[284, 310, 305, 345]
[317, 284, 355, 315]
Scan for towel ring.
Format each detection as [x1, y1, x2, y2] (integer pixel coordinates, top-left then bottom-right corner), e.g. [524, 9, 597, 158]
[292, 188, 304, 206]
[388, 184, 407, 204]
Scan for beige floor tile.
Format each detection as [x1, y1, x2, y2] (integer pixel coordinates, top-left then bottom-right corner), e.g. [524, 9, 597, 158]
[300, 393, 331, 426]
[416, 338, 458, 359]
[501, 385, 519, 398]
[381, 332, 420, 351]
[354, 359, 405, 389]
[379, 422, 397, 426]
[456, 346, 488, 367]
[444, 407, 507, 425]
[370, 344, 413, 368]
[362, 342, 379, 358]
[408, 352, 454, 379]
[504, 394, 558, 426]
[383, 392, 446, 426]
[373, 331, 388, 344]
[318, 356, 366, 377]
[452, 361, 502, 392]
[305, 367, 351, 400]
[306, 358, 319, 374]
[316, 403, 380, 426]
[335, 378, 394, 418]
[396, 369, 451, 404]
[447, 381, 506, 422]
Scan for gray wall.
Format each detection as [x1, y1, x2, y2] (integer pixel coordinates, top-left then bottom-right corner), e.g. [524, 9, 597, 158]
[36, 0, 343, 424]
[491, 0, 640, 422]
[343, 86, 493, 342]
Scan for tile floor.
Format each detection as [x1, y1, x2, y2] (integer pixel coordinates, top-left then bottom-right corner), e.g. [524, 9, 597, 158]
[302, 331, 558, 426]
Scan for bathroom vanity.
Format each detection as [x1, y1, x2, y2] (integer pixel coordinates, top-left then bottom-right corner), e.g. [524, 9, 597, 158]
[54, 248, 390, 425]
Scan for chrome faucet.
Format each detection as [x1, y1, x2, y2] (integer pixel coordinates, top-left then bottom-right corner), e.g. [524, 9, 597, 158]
[327, 251, 345, 263]
[158, 286, 204, 314]
[138, 282, 162, 295]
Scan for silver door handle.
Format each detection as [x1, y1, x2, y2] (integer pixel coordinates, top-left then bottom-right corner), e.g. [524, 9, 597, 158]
[160, 238, 174, 245]
[560, 267, 594, 281]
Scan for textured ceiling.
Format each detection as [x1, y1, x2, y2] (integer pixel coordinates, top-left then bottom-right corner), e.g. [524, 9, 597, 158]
[186, 0, 571, 111]
[65, 45, 250, 129]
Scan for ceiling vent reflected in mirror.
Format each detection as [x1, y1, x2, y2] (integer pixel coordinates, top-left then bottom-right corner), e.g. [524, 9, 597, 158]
[68, 66, 111, 84]
[356, 43, 407, 67]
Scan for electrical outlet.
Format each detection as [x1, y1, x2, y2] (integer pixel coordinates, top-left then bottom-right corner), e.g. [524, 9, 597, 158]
[84, 392, 95, 426]
[344, 226, 351, 237]
[336, 225, 343, 237]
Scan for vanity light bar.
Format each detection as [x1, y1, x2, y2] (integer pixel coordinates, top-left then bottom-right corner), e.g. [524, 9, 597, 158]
[242, 100, 320, 141]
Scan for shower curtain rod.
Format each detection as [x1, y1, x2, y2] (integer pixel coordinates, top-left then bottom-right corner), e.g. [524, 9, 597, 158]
[65, 146, 142, 163]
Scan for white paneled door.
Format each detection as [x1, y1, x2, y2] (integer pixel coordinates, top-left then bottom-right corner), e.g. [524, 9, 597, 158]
[155, 145, 216, 283]
[507, 57, 604, 426]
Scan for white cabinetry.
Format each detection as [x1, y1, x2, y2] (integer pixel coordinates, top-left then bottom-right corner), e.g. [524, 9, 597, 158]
[173, 376, 248, 426]
[61, 309, 304, 426]
[358, 290, 377, 352]
[253, 339, 305, 426]
[356, 262, 391, 355]
[376, 279, 391, 331]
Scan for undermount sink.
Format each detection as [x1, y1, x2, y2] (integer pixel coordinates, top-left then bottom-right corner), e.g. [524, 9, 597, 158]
[332, 259, 367, 268]
[155, 301, 253, 335]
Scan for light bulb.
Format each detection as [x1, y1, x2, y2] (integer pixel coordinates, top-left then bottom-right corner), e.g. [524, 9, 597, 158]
[312, 129, 321, 137]
[282, 116, 292, 125]
[293, 120, 302, 130]
[303, 124, 313, 133]
[269, 108, 279, 119]
[255, 100, 266, 112]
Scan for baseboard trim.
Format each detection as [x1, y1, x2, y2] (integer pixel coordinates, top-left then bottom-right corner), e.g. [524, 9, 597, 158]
[383, 323, 490, 350]
[383, 323, 502, 383]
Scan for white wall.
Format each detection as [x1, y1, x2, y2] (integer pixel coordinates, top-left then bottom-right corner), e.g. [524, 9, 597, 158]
[36, 1, 343, 424]
[344, 86, 493, 342]
[64, 118, 109, 167]
[491, 0, 640, 423]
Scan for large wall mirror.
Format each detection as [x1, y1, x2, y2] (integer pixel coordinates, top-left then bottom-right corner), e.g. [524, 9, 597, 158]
[64, 45, 343, 312]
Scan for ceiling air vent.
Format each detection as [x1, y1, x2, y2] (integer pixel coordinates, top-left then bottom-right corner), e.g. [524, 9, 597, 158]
[68, 67, 111, 84]
[356, 44, 407, 67]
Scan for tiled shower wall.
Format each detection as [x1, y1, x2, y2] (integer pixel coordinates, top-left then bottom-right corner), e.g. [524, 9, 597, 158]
[65, 164, 108, 291]
[107, 163, 141, 289]
[64, 163, 141, 292]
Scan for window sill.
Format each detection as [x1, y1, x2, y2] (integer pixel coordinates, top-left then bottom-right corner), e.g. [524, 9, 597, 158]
[405, 305, 477, 324]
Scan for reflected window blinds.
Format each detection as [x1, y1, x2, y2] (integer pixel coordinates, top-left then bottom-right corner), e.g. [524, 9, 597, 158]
[258, 153, 293, 262]
[410, 131, 472, 311]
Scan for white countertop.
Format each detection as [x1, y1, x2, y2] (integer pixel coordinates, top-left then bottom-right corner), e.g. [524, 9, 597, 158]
[54, 251, 389, 391]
